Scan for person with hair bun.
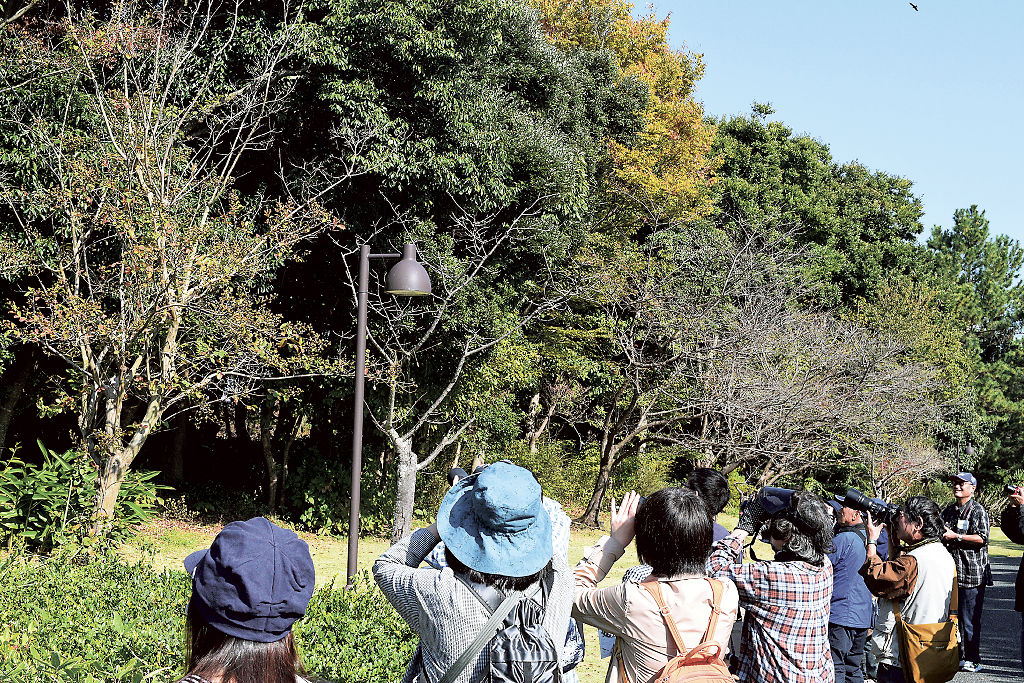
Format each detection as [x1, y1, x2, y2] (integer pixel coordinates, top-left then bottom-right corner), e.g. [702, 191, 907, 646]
[708, 490, 836, 682]
[572, 488, 739, 683]
[178, 517, 318, 683]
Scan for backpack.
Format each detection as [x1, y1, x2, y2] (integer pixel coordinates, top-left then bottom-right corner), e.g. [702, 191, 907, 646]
[439, 580, 561, 683]
[638, 578, 733, 683]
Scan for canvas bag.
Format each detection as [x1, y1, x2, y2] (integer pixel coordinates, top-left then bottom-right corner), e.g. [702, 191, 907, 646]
[610, 578, 732, 683]
[893, 572, 960, 683]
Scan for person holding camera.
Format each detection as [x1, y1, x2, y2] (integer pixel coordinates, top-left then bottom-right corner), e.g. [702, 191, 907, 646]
[940, 472, 991, 673]
[860, 496, 956, 683]
[826, 498, 875, 683]
[707, 489, 836, 682]
[1000, 484, 1024, 673]
[572, 488, 739, 683]
[373, 461, 573, 683]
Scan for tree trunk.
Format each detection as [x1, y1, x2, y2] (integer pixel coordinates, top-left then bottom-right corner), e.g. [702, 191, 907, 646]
[169, 412, 187, 486]
[94, 452, 127, 532]
[389, 435, 417, 544]
[235, 401, 252, 443]
[260, 399, 278, 512]
[277, 414, 302, 510]
[0, 348, 37, 455]
[91, 398, 160, 534]
[579, 445, 617, 527]
[528, 395, 557, 454]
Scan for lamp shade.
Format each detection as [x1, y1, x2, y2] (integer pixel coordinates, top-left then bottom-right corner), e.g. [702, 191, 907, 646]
[385, 243, 432, 296]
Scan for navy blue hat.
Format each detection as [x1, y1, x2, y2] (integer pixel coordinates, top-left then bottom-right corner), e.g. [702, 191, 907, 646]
[437, 461, 552, 577]
[948, 472, 978, 486]
[184, 517, 315, 643]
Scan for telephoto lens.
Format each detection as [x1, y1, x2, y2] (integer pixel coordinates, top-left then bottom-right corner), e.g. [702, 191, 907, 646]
[1006, 484, 1023, 496]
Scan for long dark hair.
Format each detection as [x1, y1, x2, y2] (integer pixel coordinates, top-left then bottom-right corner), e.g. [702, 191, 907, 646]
[183, 596, 305, 683]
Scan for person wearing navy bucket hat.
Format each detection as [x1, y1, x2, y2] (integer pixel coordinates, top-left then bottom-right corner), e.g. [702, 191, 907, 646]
[176, 517, 317, 683]
[373, 460, 573, 683]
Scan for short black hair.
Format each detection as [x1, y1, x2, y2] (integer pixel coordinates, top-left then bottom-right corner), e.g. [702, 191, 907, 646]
[764, 491, 835, 566]
[901, 496, 944, 540]
[686, 468, 730, 516]
[444, 546, 550, 592]
[635, 487, 712, 577]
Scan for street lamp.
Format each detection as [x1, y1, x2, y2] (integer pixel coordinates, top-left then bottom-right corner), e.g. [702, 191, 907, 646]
[956, 443, 975, 473]
[348, 243, 431, 582]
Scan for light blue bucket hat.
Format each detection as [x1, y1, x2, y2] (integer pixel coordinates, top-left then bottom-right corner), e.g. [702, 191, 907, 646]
[437, 461, 552, 577]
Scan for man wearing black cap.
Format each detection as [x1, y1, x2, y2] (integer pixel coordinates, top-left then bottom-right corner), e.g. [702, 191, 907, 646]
[1000, 485, 1024, 674]
[941, 471, 991, 673]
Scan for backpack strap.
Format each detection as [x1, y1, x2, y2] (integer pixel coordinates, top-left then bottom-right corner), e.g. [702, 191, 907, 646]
[437, 590, 525, 683]
[640, 579, 689, 656]
[700, 577, 725, 643]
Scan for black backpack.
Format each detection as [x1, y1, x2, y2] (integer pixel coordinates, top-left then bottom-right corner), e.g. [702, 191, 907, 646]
[439, 580, 561, 683]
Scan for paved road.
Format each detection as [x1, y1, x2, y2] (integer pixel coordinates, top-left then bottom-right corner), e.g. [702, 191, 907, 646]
[951, 555, 1022, 683]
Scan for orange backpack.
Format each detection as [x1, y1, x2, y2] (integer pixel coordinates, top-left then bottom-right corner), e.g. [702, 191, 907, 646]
[639, 577, 734, 683]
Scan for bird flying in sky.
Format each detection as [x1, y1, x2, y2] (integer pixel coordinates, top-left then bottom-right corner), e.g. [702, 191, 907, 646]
[910, 2, 919, 10]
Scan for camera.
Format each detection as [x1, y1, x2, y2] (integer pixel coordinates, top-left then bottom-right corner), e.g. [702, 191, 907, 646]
[1006, 484, 1023, 496]
[838, 488, 901, 527]
[740, 487, 796, 517]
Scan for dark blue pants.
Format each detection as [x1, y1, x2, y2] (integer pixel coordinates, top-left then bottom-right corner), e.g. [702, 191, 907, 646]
[877, 662, 905, 683]
[959, 583, 985, 664]
[829, 623, 868, 683]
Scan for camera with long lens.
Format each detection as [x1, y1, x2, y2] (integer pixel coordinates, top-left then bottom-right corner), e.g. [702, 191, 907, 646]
[838, 488, 901, 527]
[1006, 484, 1023, 496]
[740, 487, 796, 516]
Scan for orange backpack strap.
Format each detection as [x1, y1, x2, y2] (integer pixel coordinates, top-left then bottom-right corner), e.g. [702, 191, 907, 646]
[701, 578, 725, 643]
[640, 578, 689, 656]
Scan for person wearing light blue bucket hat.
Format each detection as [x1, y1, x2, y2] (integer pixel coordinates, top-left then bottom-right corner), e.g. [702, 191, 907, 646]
[437, 461, 554, 577]
[373, 460, 573, 683]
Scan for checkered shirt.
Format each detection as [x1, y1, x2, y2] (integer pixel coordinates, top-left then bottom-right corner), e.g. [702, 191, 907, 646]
[941, 499, 990, 588]
[707, 535, 835, 683]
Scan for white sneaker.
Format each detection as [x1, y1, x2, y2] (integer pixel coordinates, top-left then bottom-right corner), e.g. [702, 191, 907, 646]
[962, 661, 981, 673]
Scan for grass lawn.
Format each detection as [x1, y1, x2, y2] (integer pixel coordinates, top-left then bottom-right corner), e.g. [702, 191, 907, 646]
[121, 510, 1022, 683]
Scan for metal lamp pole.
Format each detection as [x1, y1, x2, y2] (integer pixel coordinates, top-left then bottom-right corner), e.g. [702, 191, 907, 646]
[348, 243, 430, 582]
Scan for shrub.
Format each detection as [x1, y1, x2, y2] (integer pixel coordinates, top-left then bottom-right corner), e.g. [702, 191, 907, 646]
[0, 442, 165, 551]
[0, 552, 414, 682]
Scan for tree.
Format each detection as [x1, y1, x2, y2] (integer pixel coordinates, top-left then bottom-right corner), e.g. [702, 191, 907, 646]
[710, 110, 927, 305]
[0, 2, 337, 531]
[927, 205, 1024, 476]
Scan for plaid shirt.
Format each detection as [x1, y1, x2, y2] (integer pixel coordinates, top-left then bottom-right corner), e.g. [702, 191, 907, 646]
[941, 499, 990, 588]
[708, 535, 834, 683]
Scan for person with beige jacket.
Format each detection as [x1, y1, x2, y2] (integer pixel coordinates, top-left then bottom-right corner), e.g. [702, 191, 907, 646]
[572, 488, 739, 683]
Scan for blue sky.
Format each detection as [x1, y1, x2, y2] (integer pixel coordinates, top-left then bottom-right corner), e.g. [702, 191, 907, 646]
[651, 1, 1024, 243]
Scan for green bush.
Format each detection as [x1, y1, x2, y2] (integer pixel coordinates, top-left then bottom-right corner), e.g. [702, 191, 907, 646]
[0, 551, 414, 682]
[0, 442, 165, 551]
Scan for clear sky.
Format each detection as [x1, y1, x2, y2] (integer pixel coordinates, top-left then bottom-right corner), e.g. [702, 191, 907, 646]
[652, 1, 1024, 243]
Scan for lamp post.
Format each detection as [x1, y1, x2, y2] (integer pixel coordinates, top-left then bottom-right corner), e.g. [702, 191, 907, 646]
[348, 243, 431, 582]
[956, 443, 975, 473]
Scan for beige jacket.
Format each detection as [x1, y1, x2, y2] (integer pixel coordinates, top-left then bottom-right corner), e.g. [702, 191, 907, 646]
[572, 536, 739, 683]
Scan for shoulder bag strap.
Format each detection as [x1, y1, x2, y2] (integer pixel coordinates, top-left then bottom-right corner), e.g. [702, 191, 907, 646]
[892, 568, 960, 623]
[640, 579, 689, 655]
[437, 590, 525, 683]
[949, 569, 959, 622]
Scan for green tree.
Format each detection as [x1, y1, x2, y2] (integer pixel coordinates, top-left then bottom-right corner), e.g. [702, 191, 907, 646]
[710, 109, 927, 306]
[927, 205, 1024, 476]
[0, 4, 336, 531]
